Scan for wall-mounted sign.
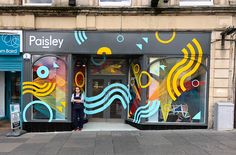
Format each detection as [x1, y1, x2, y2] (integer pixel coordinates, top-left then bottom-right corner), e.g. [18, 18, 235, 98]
[24, 31, 211, 55]
[0, 34, 20, 55]
[10, 104, 21, 129]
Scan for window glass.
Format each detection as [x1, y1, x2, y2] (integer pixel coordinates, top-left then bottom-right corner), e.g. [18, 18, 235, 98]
[31, 55, 67, 121]
[179, 0, 213, 6]
[99, 0, 131, 6]
[128, 60, 142, 120]
[90, 58, 127, 75]
[24, 0, 52, 4]
[180, 0, 211, 2]
[147, 57, 208, 124]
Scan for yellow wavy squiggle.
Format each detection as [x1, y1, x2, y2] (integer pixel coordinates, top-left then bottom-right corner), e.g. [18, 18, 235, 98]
[172, 49, 188, 97]
[173, 44, 195, 97]
[23, 83, 52, 93]
[23, 83, 56, 97]
[180, 39, 202, 91]
[23, 82, 47, 89]
[167, 49, 189, 101]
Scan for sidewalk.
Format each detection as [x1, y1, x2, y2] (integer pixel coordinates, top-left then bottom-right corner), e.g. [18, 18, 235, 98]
[0, 129, 236, 155]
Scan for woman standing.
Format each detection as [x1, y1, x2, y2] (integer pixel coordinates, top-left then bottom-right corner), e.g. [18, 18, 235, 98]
[71, 86, 84, 131]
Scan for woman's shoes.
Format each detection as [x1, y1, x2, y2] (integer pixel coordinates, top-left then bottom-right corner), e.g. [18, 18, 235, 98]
[72, 128, 83, 132]
[76, 128, 83, 131]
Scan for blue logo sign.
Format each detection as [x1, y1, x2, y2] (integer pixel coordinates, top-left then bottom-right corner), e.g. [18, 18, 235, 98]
[0, 34, 20, 55]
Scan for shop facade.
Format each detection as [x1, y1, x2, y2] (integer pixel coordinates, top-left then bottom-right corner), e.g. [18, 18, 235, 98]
[22, 31, 211, 131]
[0, 30, 22, 121]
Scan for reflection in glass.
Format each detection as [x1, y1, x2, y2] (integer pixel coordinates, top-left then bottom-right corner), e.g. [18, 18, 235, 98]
[91, 79, 105, 118]
[90, 59, 126, 75]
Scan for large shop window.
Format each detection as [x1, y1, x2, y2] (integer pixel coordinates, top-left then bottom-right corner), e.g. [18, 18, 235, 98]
[147, 57, 208, 124]
[31, 55, 67, 121]
[179, 0, 213, 6]
[128, 56, 208, 124]
[24, 0, 52, 5]
[99, 0, 131, 6]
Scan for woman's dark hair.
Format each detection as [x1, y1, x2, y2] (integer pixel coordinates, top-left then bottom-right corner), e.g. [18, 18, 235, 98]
[73, 86, 83, 94]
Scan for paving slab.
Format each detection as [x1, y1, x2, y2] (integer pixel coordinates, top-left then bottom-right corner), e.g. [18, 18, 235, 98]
[94, 135, 114, 154]
[0, 143, 22, 152]
[7, 143, 45, 155]
[25, 133, 55, 143]
[57, 147, 94, 155]
[1, 129, 236, 155]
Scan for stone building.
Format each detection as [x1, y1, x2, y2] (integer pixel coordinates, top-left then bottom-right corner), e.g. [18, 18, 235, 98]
[0, 0, 235, 131]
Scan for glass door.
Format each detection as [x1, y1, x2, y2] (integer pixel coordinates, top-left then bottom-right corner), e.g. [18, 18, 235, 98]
[91, 79, 105, 118]
[109, 79, 125, 119]
[5, 72, 21, 119]
[87, 58, 128, 121]
[88, 77, 127, 120]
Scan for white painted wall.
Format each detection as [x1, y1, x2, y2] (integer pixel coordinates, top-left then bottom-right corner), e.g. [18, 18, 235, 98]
[0, 72, 5, 117]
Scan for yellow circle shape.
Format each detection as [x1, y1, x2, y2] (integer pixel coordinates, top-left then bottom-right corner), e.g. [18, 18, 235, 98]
[155, 31, 176, 44]
[138, 71, 152, 88]
[97, 47, 112, 55]
[56, 79, 66, 87]
[75, 72, 85, 87]
[133, 64, 140, 74]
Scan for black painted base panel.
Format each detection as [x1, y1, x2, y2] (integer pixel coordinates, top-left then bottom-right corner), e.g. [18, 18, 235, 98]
[125, 120, 208, 130]
[23, 119, 208, 132]
[23, 122, 73, 132]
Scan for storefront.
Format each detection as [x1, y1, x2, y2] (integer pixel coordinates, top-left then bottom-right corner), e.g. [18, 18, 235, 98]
[0, 30, 22, 122]
[22, 31, 211, 131]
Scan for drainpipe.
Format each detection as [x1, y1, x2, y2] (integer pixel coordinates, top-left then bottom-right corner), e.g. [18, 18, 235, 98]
[233, 37, 236, 128]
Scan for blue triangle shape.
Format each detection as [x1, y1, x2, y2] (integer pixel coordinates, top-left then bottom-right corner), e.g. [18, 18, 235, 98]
[53, 62, 59, 68]
[142, 37, 148, 43]
[160, 65, 166, 71]
[136, 44, 143, 50]
[192, 111, 201, 120]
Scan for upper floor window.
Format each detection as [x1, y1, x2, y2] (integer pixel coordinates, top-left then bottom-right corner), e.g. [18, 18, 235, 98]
[179, 0, 213, 6]
[23, 0, 52, 5]
[99, 0, 131, 6]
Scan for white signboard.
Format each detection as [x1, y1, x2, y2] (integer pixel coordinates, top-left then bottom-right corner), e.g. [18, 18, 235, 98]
[10, 104, 21, 129]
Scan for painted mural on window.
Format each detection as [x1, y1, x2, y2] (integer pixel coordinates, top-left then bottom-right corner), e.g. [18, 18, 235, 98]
[90, 58, 126, 75]
[22, 55, 67, 122]
[147, 57, 207, 123]
[22, 31, 209, 125]
[128, 37, 207, 124]
[84, 56, 131, 116]
[128, 61, 142, 119]
[73, 58, 86, 91]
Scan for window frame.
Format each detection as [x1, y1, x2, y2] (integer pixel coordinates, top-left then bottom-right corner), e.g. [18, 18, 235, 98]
[179, 0, 213, 6]
[99, 0, 131, 7]
[23, 0, 53, 6]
